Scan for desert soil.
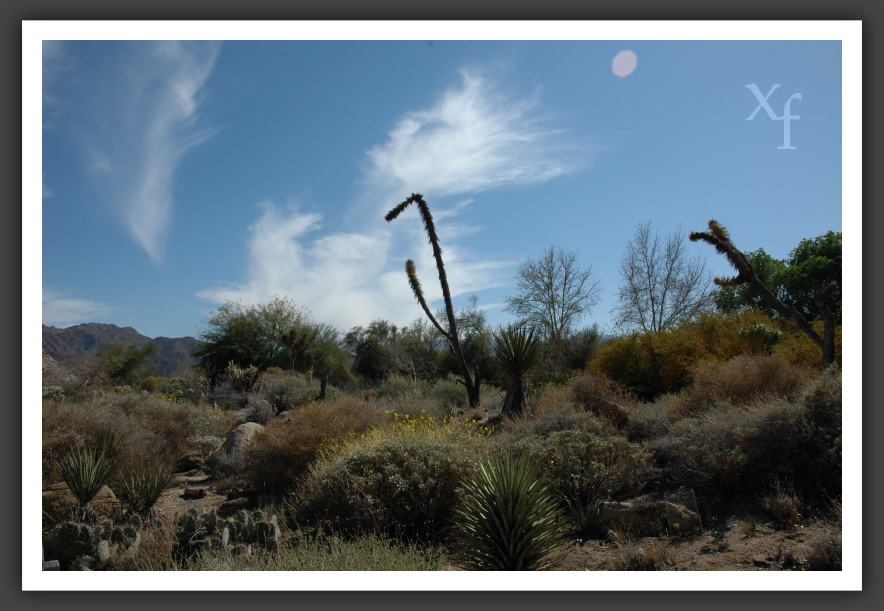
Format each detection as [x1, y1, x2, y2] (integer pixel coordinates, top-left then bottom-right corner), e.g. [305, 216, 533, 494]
[151, 471, 839, 572]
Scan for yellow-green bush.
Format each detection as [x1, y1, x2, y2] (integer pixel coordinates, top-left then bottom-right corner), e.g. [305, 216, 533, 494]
[588, 310, 834, 399]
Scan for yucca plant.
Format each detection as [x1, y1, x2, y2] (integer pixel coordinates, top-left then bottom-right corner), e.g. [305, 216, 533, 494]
[452, 453, 565, 570]
[123, 466, 173, 515]
[58, 446, 119, 521]
[494, 325, 541, 418]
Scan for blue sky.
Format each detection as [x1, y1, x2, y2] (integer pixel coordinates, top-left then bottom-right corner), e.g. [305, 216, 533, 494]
[35, 24, 854, 344]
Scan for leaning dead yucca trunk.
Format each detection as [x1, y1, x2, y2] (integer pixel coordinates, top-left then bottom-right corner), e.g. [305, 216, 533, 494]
[386, 193, 481, 408]
[452, 453, 565, 570]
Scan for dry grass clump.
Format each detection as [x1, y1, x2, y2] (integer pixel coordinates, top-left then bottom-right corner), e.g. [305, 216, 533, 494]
[603, 532, 673, 571]
[661, 375, 840, 505]
[664, 354, 813, 420]
[570, 372, 630, 426]
[763, 479, 804, 528]
[185, 531, 445, 571]
[42, 392, 234, 489]
[625, 400, 670, 441]
[239, 395, 386, 498]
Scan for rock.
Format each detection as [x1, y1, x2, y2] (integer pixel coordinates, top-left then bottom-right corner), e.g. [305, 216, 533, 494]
[218, 497, 252, 517]
[593, 496, 701, 536]
[173, 454, 206, 472]
[596, 499, 666, 535]
[207, 422, 263, 474]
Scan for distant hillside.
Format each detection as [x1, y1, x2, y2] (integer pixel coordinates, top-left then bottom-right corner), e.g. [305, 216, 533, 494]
[42, 323, 200, 378]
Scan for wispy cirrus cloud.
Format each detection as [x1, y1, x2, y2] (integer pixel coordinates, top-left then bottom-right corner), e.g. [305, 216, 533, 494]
[42, 289, 116, 328]
[89, 41, 220, 262]
[198, 68, 579, 330]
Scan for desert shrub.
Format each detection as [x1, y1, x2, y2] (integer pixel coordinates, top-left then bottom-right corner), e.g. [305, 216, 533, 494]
[570, 372, 631, 427]
[588, 310, 817, 400]
[625, 400, 670, 442]
[238, 396, 385, 498]
[243, 394, 276, 425]
[259, 372, 314, 413]
[206, 382, 249, 411]
[510, 429, 654, 511]
[664, 354, 813, 420]
[604, 538, 672, 571]
[427, 378, 469, 412]
[794, 366, 842, 500]
[137, 376, 170, 392]
[497, 402, 579, 441]
[800, 532, 842, 571]
[662, 387, 837, 502]
[43, 392, 234, 490]
[292, 420, 484, 541]
[375, 374, 416, 400]
[763, 479, 804, 527]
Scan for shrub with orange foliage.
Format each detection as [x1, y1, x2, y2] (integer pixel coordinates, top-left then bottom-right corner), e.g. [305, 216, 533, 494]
[588, 310, 837, 399]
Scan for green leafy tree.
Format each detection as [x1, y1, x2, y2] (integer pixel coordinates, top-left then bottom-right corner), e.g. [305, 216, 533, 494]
[690, 221, 839, 365]
[715, 232, 841, 325]
[97, 342, 157, 386]
[298, 323, 351, 400]
[385, 193, 482, 408]
[344, 319, 400, 382]
[193, 296, 310, 384]
[715, 248, 788, 315]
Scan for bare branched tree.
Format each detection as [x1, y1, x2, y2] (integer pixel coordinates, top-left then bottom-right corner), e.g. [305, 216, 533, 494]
[613, 222, 715, 333]
[504, 246, 601, 344]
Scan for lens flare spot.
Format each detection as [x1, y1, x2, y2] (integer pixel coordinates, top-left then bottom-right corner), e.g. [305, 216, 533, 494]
[612, 50, 638, 77]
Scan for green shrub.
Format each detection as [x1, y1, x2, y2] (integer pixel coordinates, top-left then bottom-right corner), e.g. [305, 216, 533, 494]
[451, 453, 565, 570]
[260, 372, 315, 413]
[427, 378, 469, 412]
[293, 429, 479, 541]
[510, 429, 654, 510]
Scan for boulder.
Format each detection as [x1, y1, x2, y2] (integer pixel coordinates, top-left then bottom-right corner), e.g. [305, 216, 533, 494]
[207, 422, 263, 474]
[593, 496, 701, 536]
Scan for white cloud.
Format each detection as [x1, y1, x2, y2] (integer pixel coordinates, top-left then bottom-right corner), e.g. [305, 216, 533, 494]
[198, 67, 572, 331]
[366, 69, 576, 207]
[42, 289, 116, 328]
[91, 41, 220, 263]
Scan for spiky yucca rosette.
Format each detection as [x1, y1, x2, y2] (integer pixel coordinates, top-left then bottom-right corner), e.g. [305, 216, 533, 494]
[452, 453, 565, 570]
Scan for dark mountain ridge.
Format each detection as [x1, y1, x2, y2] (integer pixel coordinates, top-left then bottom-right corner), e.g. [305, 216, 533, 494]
[42, 323, 200, 378]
